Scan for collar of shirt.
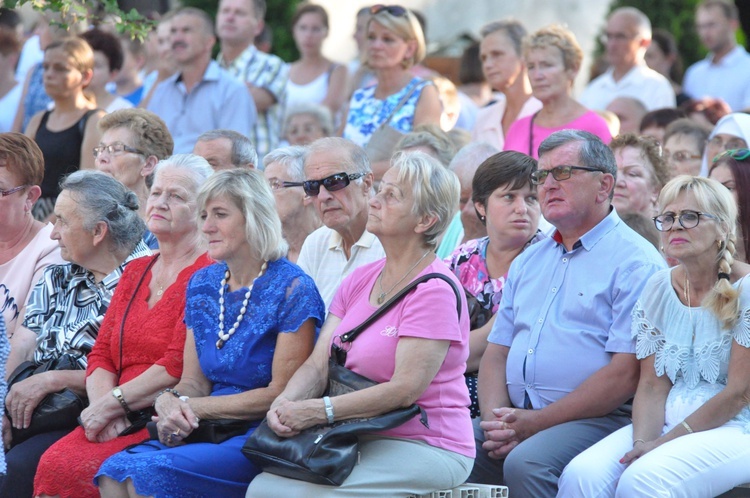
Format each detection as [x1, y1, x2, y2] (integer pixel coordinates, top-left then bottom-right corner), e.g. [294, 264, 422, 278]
[217, 44, 257, 73]
[551, 207, 620, 253]
[174, 60, 222, 87]
[328, 229, 378, 252]
[709, 45, 746, 66]
[68, 239, 152, 291]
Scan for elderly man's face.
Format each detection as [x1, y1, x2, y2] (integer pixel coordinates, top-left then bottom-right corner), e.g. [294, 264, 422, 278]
[171, 13, 214, 66]
[537, 142, 611, 232]
[193, 138, 236, 171]
[604, 12, 644, 67]
[304, 148, 371, 233]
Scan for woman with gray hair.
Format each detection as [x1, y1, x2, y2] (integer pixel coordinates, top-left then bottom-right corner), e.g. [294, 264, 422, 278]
[97, 168, 325, 497]
[282, 102, 334, 147]
[2, 170, 151, 498]
[263, 146, 321, 262]
[33, 154, 213, 497]
[248, 151, 474, 496]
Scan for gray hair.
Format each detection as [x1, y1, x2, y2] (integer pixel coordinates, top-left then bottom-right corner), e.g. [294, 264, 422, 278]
[479, 19, 527, 55]
[283, 103, 334, 138]
[395, 124, 456, 167]
[196, 129, 259, 169]
[611, 7, 652, 40]
[306, 137, 372, 176]
[60, 170, 146, 253]
[538, 130, 617, 198]
[262, 146, 307, 182]
[391, 151, 460, 248]
[449, 142, 500, 188]
[154, 153, 214, 189]
[197, 168, 287, 261]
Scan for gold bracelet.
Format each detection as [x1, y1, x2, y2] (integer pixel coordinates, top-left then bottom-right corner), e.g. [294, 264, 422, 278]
[633, 438, 646, 446]
[681, 420, 694, 434]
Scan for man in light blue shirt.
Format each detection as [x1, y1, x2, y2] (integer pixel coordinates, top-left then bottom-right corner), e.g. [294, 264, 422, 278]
[147, 8, 256, 153]
[468, 130, 665, 497]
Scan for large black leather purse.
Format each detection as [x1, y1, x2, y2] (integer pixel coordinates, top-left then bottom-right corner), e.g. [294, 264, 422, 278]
[6, 352, 88, 447]
[242, 273, 461, 486]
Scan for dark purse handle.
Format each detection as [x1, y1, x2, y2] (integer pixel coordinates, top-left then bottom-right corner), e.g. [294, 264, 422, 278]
[338, 272, 462, 345]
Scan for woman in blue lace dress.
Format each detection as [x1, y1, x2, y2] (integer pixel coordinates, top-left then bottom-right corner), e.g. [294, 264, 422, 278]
[96, 169, 326, 497]
[558, 176, 750, 497]
[445, 151, 543, 418]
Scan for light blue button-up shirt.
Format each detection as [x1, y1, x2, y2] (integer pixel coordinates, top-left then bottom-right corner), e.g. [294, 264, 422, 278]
[147, 60, 257, 153]
[489, 208, 666, 410]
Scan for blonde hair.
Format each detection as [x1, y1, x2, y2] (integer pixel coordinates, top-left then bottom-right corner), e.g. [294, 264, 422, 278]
[46, 36, 94, 74]
[658, 175, 740, 329]
[366, 7, 426, 67]
[523, 24, 583, 72]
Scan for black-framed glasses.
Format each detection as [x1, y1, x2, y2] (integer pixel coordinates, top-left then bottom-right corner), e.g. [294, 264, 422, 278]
[652, 210, 717, 232]
[303, 172, 365, 196]
[93, 143, 145, 158]
[268, 178, 303, 191]
[0, 184, 29, 197]
[530, 165, 603, 185]
[370, 4, 407, 16]
[713, 148, 750, 164]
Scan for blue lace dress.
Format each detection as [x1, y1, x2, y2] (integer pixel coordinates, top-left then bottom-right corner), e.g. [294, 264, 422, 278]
[95, 259, 325, 497]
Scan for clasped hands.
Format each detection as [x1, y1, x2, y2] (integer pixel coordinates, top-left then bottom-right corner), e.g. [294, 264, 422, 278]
[153, 393, 199, 447]
[480, 407, 541, 459]
[266, 398, 326, 437]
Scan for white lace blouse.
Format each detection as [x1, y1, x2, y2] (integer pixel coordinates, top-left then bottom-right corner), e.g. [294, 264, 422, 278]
[632, 268, 750, 432]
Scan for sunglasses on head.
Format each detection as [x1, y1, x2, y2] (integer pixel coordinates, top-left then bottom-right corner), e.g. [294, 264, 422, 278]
[713, 148, 750, 163]
[302, 172, 365, 197]
[370, 4, 408, 17]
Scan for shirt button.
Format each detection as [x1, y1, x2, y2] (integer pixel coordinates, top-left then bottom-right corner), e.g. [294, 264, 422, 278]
[538, 318, 543, 323]
[552, 287, 557, 292]
[526, 384, 532, 389]
[528, 348, 534, 354]
[562, 258, 568, 263]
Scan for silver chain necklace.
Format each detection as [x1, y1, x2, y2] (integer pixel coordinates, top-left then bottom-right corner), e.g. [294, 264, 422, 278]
[376, 250, 431, 304]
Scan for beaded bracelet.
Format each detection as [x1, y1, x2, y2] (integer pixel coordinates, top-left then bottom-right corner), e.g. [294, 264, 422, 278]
[153, 387, 182, 407]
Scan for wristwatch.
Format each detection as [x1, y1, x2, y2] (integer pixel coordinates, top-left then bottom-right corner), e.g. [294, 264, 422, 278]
[112, 386, 132, 414]
[323, 396, 335, 424]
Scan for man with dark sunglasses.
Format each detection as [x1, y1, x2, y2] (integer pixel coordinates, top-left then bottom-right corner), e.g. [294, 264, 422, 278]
[470, 130, 665, 496]
[296, 138, 384, 308]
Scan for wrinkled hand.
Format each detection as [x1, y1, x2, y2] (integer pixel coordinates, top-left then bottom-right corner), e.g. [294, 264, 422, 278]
[620, 439, 659, 465]
[480, 407, 543, 459]
[154, 395, 199, 447]
[269, 398, 324, 437]
[492, 407, 542, 443]
[6, 373, 54, 429]
[93, 416, 129, 443]
[79, 394, 119, 441]
[3, 415, 12, 450]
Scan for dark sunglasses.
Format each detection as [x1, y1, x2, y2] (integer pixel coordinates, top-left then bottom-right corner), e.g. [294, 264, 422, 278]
[713, 148, 750, 163]
[370, 4, 408, 17]
[303, 172, 365, 197]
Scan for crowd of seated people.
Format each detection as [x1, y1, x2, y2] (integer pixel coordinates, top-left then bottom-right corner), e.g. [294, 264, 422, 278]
[1, 0, 750, 496]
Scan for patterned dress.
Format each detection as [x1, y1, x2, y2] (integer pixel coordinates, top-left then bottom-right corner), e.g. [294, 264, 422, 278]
[95, 259, 325, 498]
[343, 77, 432, 148]
[33, 253, 212, 498]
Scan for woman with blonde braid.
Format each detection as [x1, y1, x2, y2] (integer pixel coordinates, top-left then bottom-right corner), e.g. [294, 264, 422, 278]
[558, 176, 750, 497]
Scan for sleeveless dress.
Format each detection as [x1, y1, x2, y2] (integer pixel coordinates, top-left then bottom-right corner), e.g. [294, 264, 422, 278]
[285, 64, 336, 109]
[95, 259, 325, 498]
[343, 77, 432, 148]
[33, 109, 99, 220]
[33, 253, 212, 498]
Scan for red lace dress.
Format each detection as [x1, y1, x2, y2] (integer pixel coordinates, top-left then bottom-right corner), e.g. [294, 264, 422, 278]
[33, 253, 212, 498]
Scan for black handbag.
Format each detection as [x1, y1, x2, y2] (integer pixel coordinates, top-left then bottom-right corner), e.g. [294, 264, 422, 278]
[6, 352, 88, 447]
[242, 272, 461, 486]
[146, 418, 254, 444]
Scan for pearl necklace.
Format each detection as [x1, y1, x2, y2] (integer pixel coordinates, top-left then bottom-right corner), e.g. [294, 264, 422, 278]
[216, 261, 268, 349]
[376, 250, 431, 304]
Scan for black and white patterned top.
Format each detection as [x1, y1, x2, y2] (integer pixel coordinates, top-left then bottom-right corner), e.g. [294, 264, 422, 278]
[24, 240, 151, 368]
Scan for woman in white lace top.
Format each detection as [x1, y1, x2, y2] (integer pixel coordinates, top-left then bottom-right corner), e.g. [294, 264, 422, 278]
[558, 175, 750, 497]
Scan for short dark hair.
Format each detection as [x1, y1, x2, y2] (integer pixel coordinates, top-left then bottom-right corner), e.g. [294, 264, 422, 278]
[472, 151, 537, 218]
[639, 107, 686, 133]
[459, 42, 484, 85]
[0, 8, 21, 30]
[80, 28, 124, 72]
[698, 0, 739, 21]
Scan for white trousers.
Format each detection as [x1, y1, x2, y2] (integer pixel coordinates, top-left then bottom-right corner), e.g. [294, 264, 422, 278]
[557, 423, 750, 498]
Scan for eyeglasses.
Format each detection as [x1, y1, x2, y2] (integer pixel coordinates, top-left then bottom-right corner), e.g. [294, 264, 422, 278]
[664, 149, 702, 163]
[529, 165, 603, 185]
[713, 148, 750, 163]
[370, 4, 407, 16]
[652, 210, 717, 232]
[268, 178, 303, 191]
[0, 184, 29, 197]
[93, 143, 145, 158]
[707, 136, 748, 152]
[302, 172, 365, 196]
[598, 31, 638, 44]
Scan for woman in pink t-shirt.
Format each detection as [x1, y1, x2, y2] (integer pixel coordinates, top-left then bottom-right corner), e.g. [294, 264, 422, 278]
[249, 151, 474, 497]
[504, 25, 612, 159]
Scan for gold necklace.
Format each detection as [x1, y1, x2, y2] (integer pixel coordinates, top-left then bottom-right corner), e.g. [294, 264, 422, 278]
[376, 250, 431, 304]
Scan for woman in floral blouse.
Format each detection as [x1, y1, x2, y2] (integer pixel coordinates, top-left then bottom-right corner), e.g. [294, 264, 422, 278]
[446, 151, 544, 417]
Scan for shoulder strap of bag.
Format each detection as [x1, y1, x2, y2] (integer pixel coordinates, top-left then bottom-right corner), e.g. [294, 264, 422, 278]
[379, 80, 421, 129]
[339, 272, 461, 344]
